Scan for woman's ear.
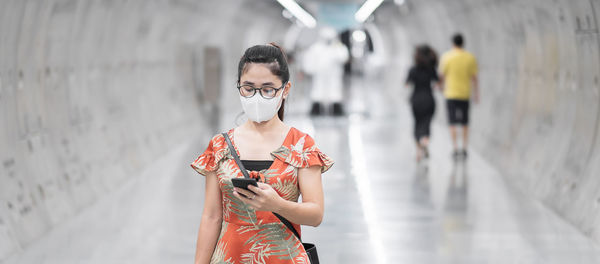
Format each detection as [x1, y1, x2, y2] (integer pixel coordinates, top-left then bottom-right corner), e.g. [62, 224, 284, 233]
[283, 81, 291, 99]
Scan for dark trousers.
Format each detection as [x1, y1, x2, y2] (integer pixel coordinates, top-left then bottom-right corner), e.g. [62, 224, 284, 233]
[411, 97, 435, 141]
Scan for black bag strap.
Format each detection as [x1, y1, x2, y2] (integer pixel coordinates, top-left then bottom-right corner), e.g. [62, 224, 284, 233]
[221, 132, 302, 242]
[222, 132, 250, 179]
[273, 212, 302, 241]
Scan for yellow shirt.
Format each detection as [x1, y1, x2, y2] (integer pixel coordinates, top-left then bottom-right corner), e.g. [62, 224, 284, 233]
[439, 48, 478, 100]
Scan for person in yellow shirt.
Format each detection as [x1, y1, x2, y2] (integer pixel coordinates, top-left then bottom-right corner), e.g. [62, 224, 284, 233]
[439, 33, 479, 159]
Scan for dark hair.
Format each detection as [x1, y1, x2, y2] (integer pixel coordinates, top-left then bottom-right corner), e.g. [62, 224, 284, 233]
[452, 33, 464, 47]
[414, 45, 438, 69]
[237, 43, 289, 121]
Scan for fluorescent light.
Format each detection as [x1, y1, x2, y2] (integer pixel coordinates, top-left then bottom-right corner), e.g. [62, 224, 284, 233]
[276, 0, 317, 28]
[352, 30, 367, 42]
[355, 0, 384, 23]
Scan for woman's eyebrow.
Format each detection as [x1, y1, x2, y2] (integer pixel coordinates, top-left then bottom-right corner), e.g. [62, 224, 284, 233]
[242, 81, 276, 86]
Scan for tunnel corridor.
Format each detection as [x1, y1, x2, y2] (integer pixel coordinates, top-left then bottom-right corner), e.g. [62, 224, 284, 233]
[1, 0, 600, 263]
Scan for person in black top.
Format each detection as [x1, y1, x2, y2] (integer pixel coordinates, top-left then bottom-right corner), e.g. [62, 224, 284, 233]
[405, 45, 440, 162]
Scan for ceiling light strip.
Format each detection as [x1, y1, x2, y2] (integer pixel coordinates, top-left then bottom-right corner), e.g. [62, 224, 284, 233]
[276, 0, 317, 28]
[355, 0, 384, 23]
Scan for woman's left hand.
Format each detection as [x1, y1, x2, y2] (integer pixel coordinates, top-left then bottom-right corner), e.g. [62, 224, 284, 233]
[233, 182, 284, 212]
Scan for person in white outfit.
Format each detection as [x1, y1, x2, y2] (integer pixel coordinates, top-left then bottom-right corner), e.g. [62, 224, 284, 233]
[303, 27, 349, 116]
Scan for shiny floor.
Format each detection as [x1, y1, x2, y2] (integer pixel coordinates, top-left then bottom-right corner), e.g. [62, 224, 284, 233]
[5, 77, 600, 264]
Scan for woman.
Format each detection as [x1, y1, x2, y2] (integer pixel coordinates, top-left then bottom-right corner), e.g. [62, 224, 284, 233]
[405, 45, 440, 161]
[191, 43, 333, 264]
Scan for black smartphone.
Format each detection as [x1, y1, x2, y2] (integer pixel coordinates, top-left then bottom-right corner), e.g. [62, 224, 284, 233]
[231, 178, 258, 198]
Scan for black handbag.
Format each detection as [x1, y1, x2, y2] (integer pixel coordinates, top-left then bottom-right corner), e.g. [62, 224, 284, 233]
[222, 133, 320, 264]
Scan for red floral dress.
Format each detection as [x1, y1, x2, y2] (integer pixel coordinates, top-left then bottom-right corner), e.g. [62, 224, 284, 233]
[191, 127, 333, 264]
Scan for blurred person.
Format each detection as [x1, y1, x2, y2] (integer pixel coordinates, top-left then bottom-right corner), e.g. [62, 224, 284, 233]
[405, 45, 440, 162]
[303, 27, 349, 116]
[439, 33, 479, 159]
[191, 43, 333, 263]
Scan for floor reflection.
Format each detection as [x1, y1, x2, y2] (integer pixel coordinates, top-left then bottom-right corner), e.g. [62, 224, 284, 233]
[439, 159, 472, 263]
[444, 160, 468, 215]
[411, 164, 433, 210]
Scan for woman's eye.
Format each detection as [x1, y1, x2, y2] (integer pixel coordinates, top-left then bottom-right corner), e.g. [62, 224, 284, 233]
[262, 87, 275, 95]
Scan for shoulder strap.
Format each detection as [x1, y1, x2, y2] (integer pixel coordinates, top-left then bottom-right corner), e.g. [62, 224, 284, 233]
[222, 132, 250, 179]
[222, 132, 301, 242]
[274, 213, 302, 241]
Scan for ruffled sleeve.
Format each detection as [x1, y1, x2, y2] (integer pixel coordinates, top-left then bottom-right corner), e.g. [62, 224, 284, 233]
[190, 134, 228, 176]
[272, 132, 334, 173]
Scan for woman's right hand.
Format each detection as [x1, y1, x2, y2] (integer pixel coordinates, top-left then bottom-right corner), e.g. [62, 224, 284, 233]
[233, 183, 285, 212]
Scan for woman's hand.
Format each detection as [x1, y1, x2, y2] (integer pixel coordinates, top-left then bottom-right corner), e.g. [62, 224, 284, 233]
[233, 183, 284, 212]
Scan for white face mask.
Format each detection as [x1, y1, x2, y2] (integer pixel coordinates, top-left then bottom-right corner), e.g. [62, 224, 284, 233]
[239, 89, 284, 123]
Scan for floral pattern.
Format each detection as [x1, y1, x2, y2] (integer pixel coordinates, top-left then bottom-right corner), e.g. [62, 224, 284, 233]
[191, 127, 333, 264]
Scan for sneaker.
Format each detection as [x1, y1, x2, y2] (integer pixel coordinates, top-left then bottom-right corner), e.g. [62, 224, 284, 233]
[452, 150, 461, 160]
[461, 149, 468, 158]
